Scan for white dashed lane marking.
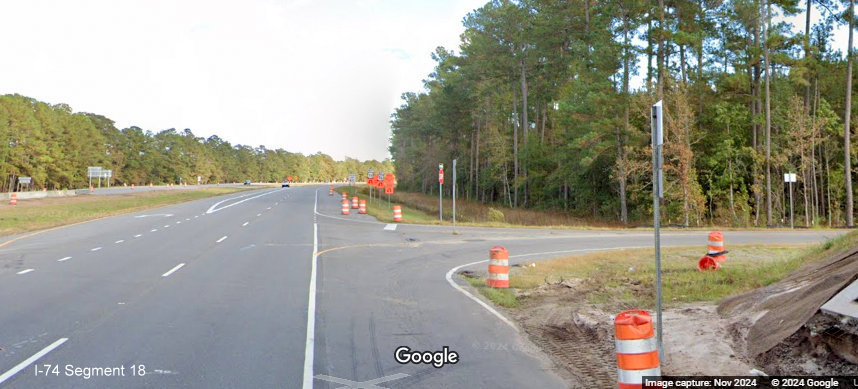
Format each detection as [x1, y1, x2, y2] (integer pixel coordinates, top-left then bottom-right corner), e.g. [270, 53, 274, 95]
[134, 234, 142, 238]
[242, 222, 249, 227]
[216, 236, 228, 243]
[161, 263, 185, 277]
[151, 229, 158, 232]
[115, 240, 124, 244]
[58, 257, 71, 262]
[16, 269, 34, 275]
[91, 247, 102, 252]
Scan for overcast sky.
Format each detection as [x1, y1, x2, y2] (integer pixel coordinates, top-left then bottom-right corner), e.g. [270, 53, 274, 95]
[0, 1, 849, 161]
[0, 0, 486, 161]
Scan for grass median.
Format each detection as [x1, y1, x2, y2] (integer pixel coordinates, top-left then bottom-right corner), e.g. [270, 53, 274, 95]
[461, 231, 858, 310]
[0, 187, 251, 236]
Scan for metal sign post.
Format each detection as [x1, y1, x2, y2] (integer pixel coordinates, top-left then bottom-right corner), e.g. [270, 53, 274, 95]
[452, 159, 457, 233]
[438, 163, 444, 223]
[368, 169, 375, 204]
[87, 166, 102, 189]
[377, 172, 385, 205]
[18, 176, 31, 192]
[651, 100, 664, 358]
[784, 173, 797, 228]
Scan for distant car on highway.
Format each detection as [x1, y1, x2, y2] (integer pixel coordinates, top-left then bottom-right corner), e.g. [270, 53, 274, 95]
[244, 180, 251, 185]
[282, 182, 290, 188]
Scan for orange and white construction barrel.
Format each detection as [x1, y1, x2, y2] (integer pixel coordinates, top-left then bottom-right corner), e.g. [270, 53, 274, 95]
[707, 231, 726, 262]
[329, 186, 334, 196]
[341, 199, 350, 215]
[10, 193, 18, 205]
[393, 205, 402, 222]
[352, 196, 359, 209]
[359, 200, 367, 214]
[486, 246, 509, 288]
[614, 309, 661, 388]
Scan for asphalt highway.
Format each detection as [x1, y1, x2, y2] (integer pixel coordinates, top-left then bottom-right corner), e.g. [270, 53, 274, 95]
[0, 185, 845, 388]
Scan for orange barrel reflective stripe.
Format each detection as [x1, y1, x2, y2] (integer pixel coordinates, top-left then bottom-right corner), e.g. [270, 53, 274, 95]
[614, 310, 660, 388]
[359, 200, 367, 214]
[352, 196, 359, 209]
[393, 205, 402, 222]
[341, 199, 350, 215]
[707, 231, 726, 262]
[10, 193, 17, 205]
[486, 246, 509, 288]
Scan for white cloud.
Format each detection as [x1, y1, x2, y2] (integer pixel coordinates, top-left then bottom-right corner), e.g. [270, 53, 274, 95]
[0, 0, 486, 161]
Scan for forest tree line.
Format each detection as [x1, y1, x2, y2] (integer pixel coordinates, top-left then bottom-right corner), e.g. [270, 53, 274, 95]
[0, 94, 392, 191]
[390, 0, 858, 227]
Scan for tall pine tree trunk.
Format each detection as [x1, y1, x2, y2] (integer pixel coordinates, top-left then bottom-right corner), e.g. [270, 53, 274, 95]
[657, 0, 666, 99]
[512, 84, 518, 208]
[619, 12, 630, 225]
[804, 0, 812, 112]
[764, 0, 774, 226]
[845, 0, 855, 227]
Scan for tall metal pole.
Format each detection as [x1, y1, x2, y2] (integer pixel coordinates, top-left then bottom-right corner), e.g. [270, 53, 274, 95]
[651, 100, 664, 358]
[452, 159, 457, 233]
[439, 163, 443, 223]
[790, 176, 794, 229]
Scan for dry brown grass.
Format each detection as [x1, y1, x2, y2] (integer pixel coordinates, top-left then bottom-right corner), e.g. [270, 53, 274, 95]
[350, 188, 619, 228]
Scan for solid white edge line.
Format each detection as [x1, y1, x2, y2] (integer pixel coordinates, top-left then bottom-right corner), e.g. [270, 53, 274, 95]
[0, 337, 68, 384]
[445, 246, 651, 332]
[161, 263, 185, 277]
[58, 257, 71, 262]
[445, 260, 517, 330]
[16, 269, 34, 275]
[206, 189, 279, 214]
[216, 236, 228, 243]
[302, 192, 319, 389]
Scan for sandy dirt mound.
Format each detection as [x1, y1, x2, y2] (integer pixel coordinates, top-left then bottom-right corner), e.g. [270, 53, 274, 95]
[718, 246, 858, 357]
[509, 283, 753, 387]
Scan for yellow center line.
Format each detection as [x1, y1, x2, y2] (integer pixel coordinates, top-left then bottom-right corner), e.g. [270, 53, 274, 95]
[315, 242, 408, 257]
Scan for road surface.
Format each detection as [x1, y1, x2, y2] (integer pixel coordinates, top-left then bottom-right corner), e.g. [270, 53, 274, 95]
[0, 186, 844, 388]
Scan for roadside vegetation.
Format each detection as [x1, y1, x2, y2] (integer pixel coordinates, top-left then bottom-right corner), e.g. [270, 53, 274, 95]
[462, 231, 858, 310]
[390, 1, 857, 229]
[338, 186, 609, 228]
[0, 94, 392, 192]
[461, 273, 519, 308]
[0, 187, 249, 236]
